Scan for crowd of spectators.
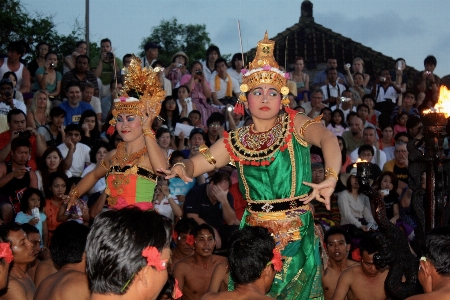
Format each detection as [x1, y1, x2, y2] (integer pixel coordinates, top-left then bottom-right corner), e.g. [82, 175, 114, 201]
[0, 37, 445, 299]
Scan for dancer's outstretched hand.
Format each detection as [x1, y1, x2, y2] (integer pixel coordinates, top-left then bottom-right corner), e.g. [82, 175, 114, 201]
[302, 178, 337, 210]
[157, 165, 193, 184]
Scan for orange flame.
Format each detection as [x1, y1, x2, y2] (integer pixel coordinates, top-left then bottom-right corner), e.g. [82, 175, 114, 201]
[353, 158, 368, 168]
[423, 86, 450, 118]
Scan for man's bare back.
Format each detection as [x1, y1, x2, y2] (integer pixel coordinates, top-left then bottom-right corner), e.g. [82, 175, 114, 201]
[202, 289, 274, 300]
[332, 265, 388, 300]
[33, 258, 58, 287]
[174, 254, 227, 300]
[323, 259, 358, 300]
[34, 269, 89, 300]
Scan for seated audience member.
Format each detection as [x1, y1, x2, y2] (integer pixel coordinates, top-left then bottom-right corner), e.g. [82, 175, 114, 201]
[153, 176, 182, 222]
[36, 147, 71, 194]
[331, 235, 388, 300]
[28, 42, 50, 84]
[56, 179, 89, 226]
[362, 95, 380, 128]
[86, 208, 172, 300]
[312, 57, 347, 87]
[303, 88, 326, 119]
[170, 218, 198, 272]
[173, 224, 227, 300]
[321, 68, 346, 106]
[371, 68, 400, 115]
[182, 127, 206, 159]
[63, 41, 88, 74]
[188, 110, 206, 131]
[342, 115, 364, 153]
[168, 151, 198, 203]
[202, 226, 278, 300]
[406, 226, 450, 300]
[0, 223, 36, 299]
[156, 127, 175, 161]
[38, 107, 66, 147]
[330, 90, 356, 122]
[338, 168, 376, 234]
[0, 78, 27, 132]
[15, 188, 47, 247]
[59, 82, 94, 125]
[176, 85, 197, 118]
[227, 53, 243, 86]
[350, 127, 386, 169]
[0, 109, 47, 171]
[79, 110, 101, 147]
[184, 172, 239, 249]
[160, 96, 181, 134]
[337, 136, 352, 174]
[322, 227, 358, 300]
[205, 112, 225, 147]
[320, 107, 332, 127]
[413, 55, 440, 109]
[0, 41, 31, 94]
[327, 109, 348, 137]
[2, 71, 24, 102]
[34, 221, 90, 300]
[391, 91, 420, 124]
[347, 144, 382, 181]
[384, 132, 408, 162]
[165, 51, 190, 89]
[58, 123, 91, 177]
[406, 115, 423, 142]
[382, 141, 409, 188]
[81, 82, 102, 125]
[289, 56, 309, 103]
[379, 124, 395, 151]
[394, 112, 408, 136]
[26, 89, 51, 129]
[310, 163, 340, 228]
[20, 223, 43, 282]
[32, 51, 62, 98]
[0, 137, 38, 222]
[61, 55, 99, 99]
[210, 58, 240, 106]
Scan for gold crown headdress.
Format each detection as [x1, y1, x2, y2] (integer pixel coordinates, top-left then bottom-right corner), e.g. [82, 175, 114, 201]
[234, 31, 290, 114]
[107, 55, 166, 134]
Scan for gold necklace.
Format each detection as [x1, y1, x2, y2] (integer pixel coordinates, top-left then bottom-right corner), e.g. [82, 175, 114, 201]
[112, 142, 147, 168]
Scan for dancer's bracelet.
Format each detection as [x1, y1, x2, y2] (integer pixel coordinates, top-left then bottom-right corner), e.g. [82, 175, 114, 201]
[325, 168, 339, 181]
[199, 144, 216, 166]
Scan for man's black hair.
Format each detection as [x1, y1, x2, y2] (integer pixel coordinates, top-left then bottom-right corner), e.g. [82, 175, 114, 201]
[7, 41, 25, 56]
[206, 45, 220, 59]
[11, 136, 31, 152]
[0, 223, 22, 244]
[214, 57, 228, 70]
[66, 81, 81, 92]
[7, 109, 26, 124]
[359, 235, 378, 255]
[191, 223, 215, 239]
[174, 218, 198, 235]
[64, 123, 83, 135]
[424, 55, 437, 67]
[358, 144, 374, 156]
[50, 106, 66, 118]
[76, 54, 90, 63]
[20, 223, 39, 235]
[206, 112, 225, 127]
[210, 171, 231, 189]
[50, 222, 89, 268]
[324, 226, 351, 245]
[423, 226, 450, 276]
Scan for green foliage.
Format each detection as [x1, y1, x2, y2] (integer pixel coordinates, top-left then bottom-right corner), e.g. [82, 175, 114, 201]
[0, 0, 100, 70]
[140, 18, 212, 67]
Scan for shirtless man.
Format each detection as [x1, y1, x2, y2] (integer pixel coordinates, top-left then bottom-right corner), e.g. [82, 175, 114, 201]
[407, 226, 450, 300]
[20, 224, 42, 282]
[0, 223, 35, 300]
[173, 224, 227, 300]
[170, 218, 198, 272]
[332, 235, 388, 300]
[34, 222, 90, 300]
[202, 226, 276, 300]
[323, 227, 358, 300]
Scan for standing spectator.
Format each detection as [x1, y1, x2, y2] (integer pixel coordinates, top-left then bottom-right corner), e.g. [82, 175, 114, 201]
[28, 42, 50, 82]
[63, 41, 88, 74]
[203, 45, 220, 83]
[32, 51, 62, 98]
[165, 51, 189, 89]
[81, 82, 102, 125]
[61, 55, 99, 99]
[15, 188, 48, 247]
[0, 109, 47, 171]
[321, 68, 346, 106]
[36, 147, 71, 195]
[0, 137, 38, 223]
[0, 41, 31, 93]
[0, 224, 36, 299]
[0, 78, 27, 132]
[141, 41, 160, 68]
[59, 82, 94, 125]
[372, 68, 400, 115]
[210, 58, 240, 106]
[26, 89, 51, 129]
[390, 58, 408, 97]
[58, 124, 91, 177]
[37, 107, 66, 147]
[289, 56, 310, 102]
[414, 55, 440, 109]
[91, 38, 123, 99]
[180, 61, 217, 127]
[2, 72, 24, 102]
[227, 53, 244, 86]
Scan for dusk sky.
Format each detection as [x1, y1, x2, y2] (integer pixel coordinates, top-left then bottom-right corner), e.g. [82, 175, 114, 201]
[21, 0, 450, 77]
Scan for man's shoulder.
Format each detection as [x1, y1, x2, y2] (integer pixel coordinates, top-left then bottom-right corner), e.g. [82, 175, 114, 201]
[79, 102, 94, 110]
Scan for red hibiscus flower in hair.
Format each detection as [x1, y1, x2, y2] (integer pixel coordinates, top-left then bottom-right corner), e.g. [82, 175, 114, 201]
[185, 234, 195, 247]
[0, 243, 13, 264]
[271, 248, 283, 272]
[351, 248, 362, 262]
[142, 246, 167, 271]
[173, 279, 183, 299]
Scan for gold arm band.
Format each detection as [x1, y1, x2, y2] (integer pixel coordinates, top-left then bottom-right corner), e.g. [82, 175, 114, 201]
[69, 187, 80, 199]
[199, 144, 216, 166]
[325, 167, 339, 181]
[143, 129, 155, 139]
[100, 159, 108, 171]
[299, 114, 323, 137]
[173, 162, 186, 169]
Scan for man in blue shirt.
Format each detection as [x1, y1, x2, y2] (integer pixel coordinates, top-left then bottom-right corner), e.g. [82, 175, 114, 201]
[59, 82, 94, 125]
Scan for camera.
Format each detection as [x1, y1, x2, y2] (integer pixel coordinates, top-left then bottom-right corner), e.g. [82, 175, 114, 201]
[196, 70, 203, 75]
[379, 76, 386, 82]
[345, 63, 351, 69]
[340, 97, 351, 102]
[425, 71, 431, 75]
[49, 63, 55, 68]
[227, 106, 233, 112]
[17, 130, 31, 139]
[107, 52, 114, 60]
[176, 63, 183, 68]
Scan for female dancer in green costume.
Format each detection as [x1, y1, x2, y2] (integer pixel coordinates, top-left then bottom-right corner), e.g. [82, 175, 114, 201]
[160, 32, 341, 299]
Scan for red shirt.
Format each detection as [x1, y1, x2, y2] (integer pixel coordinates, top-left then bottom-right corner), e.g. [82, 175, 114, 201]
[0, 131, 38, 170]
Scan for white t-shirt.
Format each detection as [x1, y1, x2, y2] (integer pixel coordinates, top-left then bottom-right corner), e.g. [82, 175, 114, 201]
[81, 163, 105, 195]
[321, 83, 346, 101]
[350, 145, 387, 170]
[374, 84, 398, 103]
[87, 96, 102, 114]
[227, 68, 243, 86]
[209, 75, 239, 100]
[154, 196, 180, 222]
[57, 142, 91, 176]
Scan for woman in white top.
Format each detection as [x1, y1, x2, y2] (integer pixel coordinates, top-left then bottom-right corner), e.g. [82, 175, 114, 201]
[227, 53, 243, 86]
[36, 147, 72, 196]
[156, 127, 175, 161]
[153, 176, 182, 222]
[176, 85, 197, 118]
[81, 141, 110, 197]
[338, 168, 376, 231]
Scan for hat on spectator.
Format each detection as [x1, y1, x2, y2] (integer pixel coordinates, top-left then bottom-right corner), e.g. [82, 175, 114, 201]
[0, 78, 13, 89]
[171, 51, 189, 65]
[144, 42, 161, 52]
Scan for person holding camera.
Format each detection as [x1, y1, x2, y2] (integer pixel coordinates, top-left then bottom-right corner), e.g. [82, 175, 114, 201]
[32, 51, 62, 98]
[91, 38, 122, 99]
[371, 68, 401, 115]
[0, 109, 47, 171]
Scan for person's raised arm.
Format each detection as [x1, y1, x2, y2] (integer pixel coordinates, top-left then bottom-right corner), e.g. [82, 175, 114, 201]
[61, 138, 75, 171]
[331, 268, 353, 300]
[213, 186, 239, 225]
